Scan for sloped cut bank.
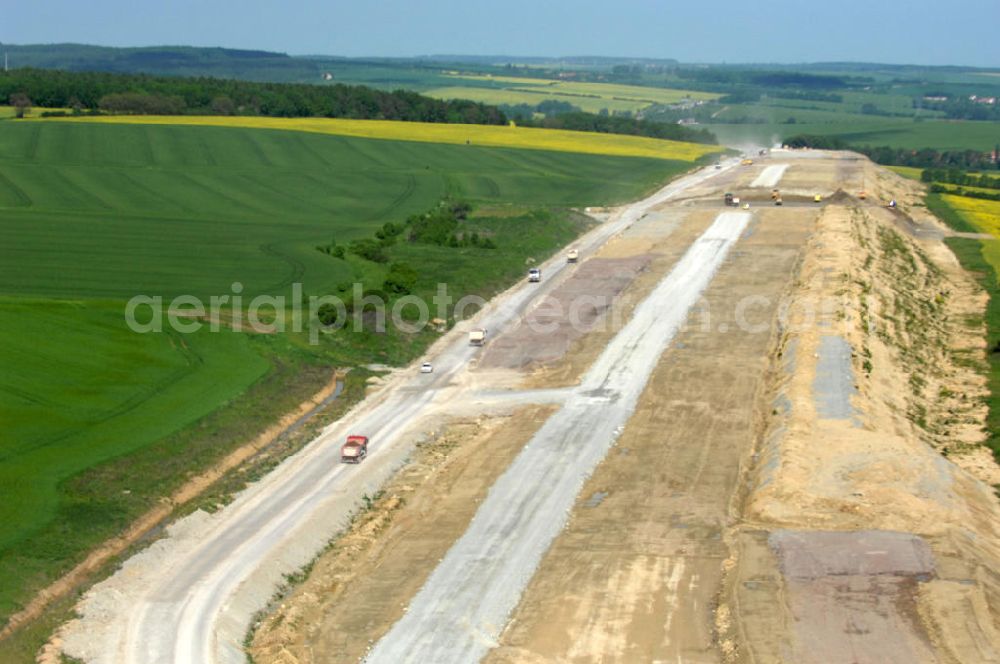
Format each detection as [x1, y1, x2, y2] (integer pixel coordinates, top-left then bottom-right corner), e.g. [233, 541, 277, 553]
[727, 197, 1000, 663]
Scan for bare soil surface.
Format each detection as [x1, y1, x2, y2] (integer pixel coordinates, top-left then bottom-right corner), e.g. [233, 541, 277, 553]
[249, 154, 1000, 664]
[479, 255, 655, 370]
[522, 209, 718, 389]
[485, 203, 813, 664]
[730, 163, 1000, 664]
[250, 406, 556, 663]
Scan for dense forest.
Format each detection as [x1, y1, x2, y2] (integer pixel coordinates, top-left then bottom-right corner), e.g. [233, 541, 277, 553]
[0, 68, 508, 124]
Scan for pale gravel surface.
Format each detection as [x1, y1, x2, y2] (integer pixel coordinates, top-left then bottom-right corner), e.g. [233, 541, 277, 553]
[813, 335, 859, 422]
[58, 160, 740, 664]
[750, 164, 789, 188]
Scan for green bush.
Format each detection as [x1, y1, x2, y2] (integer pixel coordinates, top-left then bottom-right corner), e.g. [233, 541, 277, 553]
[349, 238, 389, 263]
[383, 262, 418, 295]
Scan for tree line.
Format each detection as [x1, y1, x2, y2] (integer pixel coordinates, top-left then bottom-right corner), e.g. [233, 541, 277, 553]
[928, 184, 1000, 202]
[1, 68, 719, 144]
[674, 69, 857, 91]
[922, 168, 1000, 190]
[784, 134, 1000, 171]
[0, 68, 507, 124]
[920, 97, 1000, 122]
[517, 111, 717, 144]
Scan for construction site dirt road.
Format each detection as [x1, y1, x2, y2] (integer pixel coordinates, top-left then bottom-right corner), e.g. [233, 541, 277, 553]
[57, 152, 1000, 664]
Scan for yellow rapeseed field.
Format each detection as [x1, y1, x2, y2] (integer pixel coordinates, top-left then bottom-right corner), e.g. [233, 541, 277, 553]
[942, 194, 1000, 236]
[37, 115, 722, 162]
[940, 195, 1000, 275]
[447, 74, 556, 86]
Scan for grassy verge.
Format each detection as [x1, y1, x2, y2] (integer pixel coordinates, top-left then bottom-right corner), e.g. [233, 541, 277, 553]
[926, 192, 978, 233]
[182, 368, 372, 516]
[932, 191, 1000, 462]
[887, 165, 923, 180]
[943, 236, 1000, 462]
[0, 594, 78, 663]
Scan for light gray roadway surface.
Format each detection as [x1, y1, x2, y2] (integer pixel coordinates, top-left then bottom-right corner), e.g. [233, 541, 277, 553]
[366, 211, 751, 663]
[62, 161, 740, 664]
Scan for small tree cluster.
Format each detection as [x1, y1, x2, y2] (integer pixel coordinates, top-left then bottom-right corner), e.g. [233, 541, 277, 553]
[383, 262, 418, 294]
[315, 237, 345, 258]
[406, 199, 490, 248]
[922, 168, 1000, 190]
[9, 93, 31, 118]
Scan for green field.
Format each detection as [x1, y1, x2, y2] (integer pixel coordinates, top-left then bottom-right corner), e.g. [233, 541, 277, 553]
[0, 121, 687, 626]
[707, 117, 1000, 151]
[0, 122, 686, 300]
[428, 74, 719, 114]
[888, 165, 924, 180]
[426, 85, 647, 114]
[0, 298, 269, 546]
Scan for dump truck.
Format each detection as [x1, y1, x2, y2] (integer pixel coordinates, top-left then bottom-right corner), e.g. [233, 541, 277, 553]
[814, 194, 823, 203]
[858, 191, 867, 200]
[771, 189, 780, 200]
[528, 268, 541, 282]
[469, 328, 487, 346]
[567, 249, 579, 263]
[774, 196, 783, 206]
[341, 435, 368, 464]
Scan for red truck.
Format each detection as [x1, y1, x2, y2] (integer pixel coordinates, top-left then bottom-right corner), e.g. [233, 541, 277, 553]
[341, 435, 369, 463]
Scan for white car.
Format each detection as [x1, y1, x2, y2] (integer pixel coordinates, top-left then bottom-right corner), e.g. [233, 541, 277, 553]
[420, 362, 433, 373]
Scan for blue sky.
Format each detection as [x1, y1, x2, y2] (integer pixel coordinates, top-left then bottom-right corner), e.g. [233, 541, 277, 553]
[2, 0, 998, 67]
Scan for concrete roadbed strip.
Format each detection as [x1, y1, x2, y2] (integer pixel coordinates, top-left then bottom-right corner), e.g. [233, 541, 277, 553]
[366, 212, 751, 663]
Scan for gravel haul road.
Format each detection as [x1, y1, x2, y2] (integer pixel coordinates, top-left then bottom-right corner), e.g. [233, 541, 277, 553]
[366, 212, 750, 663]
